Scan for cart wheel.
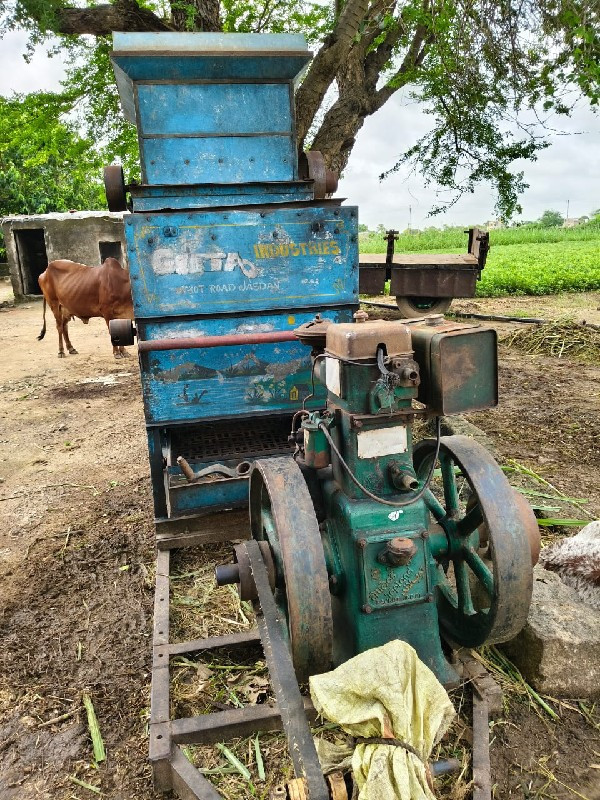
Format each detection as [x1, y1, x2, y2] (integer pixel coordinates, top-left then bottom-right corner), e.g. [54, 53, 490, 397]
[104, 165, 127, 212]
[249, 457, 332, 681]
[395, 296, 452, 317]
[414, 435, 533, 648]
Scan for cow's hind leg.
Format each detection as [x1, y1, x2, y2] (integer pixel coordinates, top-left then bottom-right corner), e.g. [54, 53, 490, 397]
[51, 305, 67, 357]
[62, 318, 78, 355]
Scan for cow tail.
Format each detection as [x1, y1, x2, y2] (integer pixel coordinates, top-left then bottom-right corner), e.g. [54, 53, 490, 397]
[37, 298, 47, 341]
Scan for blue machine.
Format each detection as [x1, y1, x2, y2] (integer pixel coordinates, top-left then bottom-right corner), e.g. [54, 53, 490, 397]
[107, 33, 359, 538]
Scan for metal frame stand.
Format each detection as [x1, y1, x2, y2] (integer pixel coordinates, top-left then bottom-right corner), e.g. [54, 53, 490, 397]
[149, 539, 329, 799]
[150, 530, 497, 799]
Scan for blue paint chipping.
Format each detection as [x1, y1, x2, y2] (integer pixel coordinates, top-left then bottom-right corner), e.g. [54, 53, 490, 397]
[112, 31, 360, 523]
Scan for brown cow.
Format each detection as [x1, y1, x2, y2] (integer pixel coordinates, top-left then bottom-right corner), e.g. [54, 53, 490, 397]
[37, 258, 135, 358]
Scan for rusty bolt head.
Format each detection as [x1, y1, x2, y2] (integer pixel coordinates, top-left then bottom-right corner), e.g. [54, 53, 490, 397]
[385, 537, 417, 566]
[353, 310, 369, 323]
[357, 538, 367, 549]
[362, 604, 373, 614]
[421, 531, 429, 539]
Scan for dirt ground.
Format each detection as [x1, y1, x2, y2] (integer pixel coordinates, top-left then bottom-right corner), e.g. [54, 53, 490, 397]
[0, 281, 599, 799]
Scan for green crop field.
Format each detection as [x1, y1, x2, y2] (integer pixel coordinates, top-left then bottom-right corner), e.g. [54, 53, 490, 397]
[359, 224, 600, 297]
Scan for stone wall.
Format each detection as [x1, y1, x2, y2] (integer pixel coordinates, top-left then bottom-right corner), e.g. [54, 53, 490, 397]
[1, 212, 126, 299]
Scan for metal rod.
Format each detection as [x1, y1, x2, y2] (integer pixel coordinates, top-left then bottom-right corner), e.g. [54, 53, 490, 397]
[472, 691, 492, 800]
[171, 746, 223, 800]
[165, 629, 260, 657]
[138, 331, 297, 353]
[245, 541, 330, 800]
[171, 704, 291, 745]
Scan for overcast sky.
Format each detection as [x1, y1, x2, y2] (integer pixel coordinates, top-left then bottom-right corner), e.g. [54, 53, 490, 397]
[2, 29, 599, 229]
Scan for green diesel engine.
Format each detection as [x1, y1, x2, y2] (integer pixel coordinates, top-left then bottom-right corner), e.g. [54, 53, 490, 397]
[218, 313, 539, 686]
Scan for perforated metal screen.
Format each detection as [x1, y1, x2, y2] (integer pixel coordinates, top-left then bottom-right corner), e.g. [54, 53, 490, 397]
[171, 416, 293, 462]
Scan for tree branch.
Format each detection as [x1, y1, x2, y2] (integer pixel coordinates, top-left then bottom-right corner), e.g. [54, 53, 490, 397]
[373, 27, 431, 107]
[310, 18, 432, 174]
[295, 0, 371, 144]
[52, 1, 173, 36]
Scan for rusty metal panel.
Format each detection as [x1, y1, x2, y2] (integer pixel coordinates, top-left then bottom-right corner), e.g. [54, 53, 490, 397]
[390, 267, 478, 298]
[326, 320, 413, 360]
[137, 308, 354, 424]
[358, 265, 386, 294]
[410, 322, 498, 414]
[142, 135, 297, 184]
[137, 83, 292, 136]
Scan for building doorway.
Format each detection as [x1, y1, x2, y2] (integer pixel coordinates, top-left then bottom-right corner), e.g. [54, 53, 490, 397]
[99, 241, 123, 264]
[14, 229, 48, 295]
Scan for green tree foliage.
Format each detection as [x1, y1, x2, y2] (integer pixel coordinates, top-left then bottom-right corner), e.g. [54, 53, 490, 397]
[1, 1, 599, 220]
[539, 209, 565, 227]
[0, 92, 106, 215]
[0, 90, 109, 259]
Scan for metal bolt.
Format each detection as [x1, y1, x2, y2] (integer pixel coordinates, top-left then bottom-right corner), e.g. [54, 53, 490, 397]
[421, 531, 429, 539]
[362, 604, 373, 614]
[384, 537, 417, 566]
[357, 538, 367, 549]
[184, 159, 190, 165]
[426, 593, 435, 603]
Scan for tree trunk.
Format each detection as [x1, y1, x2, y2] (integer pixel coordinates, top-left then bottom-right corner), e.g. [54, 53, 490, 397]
[169, 0, 221, 33]
[308, 24, 430, 175]
[294, 0, 371, 144]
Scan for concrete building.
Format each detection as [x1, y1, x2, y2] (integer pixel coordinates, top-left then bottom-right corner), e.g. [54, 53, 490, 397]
[1, 211, 126, 299]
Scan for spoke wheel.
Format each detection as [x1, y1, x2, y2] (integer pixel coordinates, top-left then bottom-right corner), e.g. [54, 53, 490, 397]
[249, 457, 332, 681]
[414, 435, 533, 647]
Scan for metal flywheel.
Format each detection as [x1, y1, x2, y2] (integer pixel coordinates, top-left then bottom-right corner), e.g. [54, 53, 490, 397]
[413, 435, 535, 648]
[249, 457, 333, 682]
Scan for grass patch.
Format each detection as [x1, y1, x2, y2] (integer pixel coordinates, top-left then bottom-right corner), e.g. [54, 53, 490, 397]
[359, 223, 600, 253]
[478, 241, 600, 296]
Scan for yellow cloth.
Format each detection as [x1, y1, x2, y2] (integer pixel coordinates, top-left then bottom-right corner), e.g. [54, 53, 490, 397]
[309, 640, 455, 800]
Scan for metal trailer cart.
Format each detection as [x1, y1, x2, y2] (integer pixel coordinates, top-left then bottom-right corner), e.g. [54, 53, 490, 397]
[359, 227, 490, 317]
